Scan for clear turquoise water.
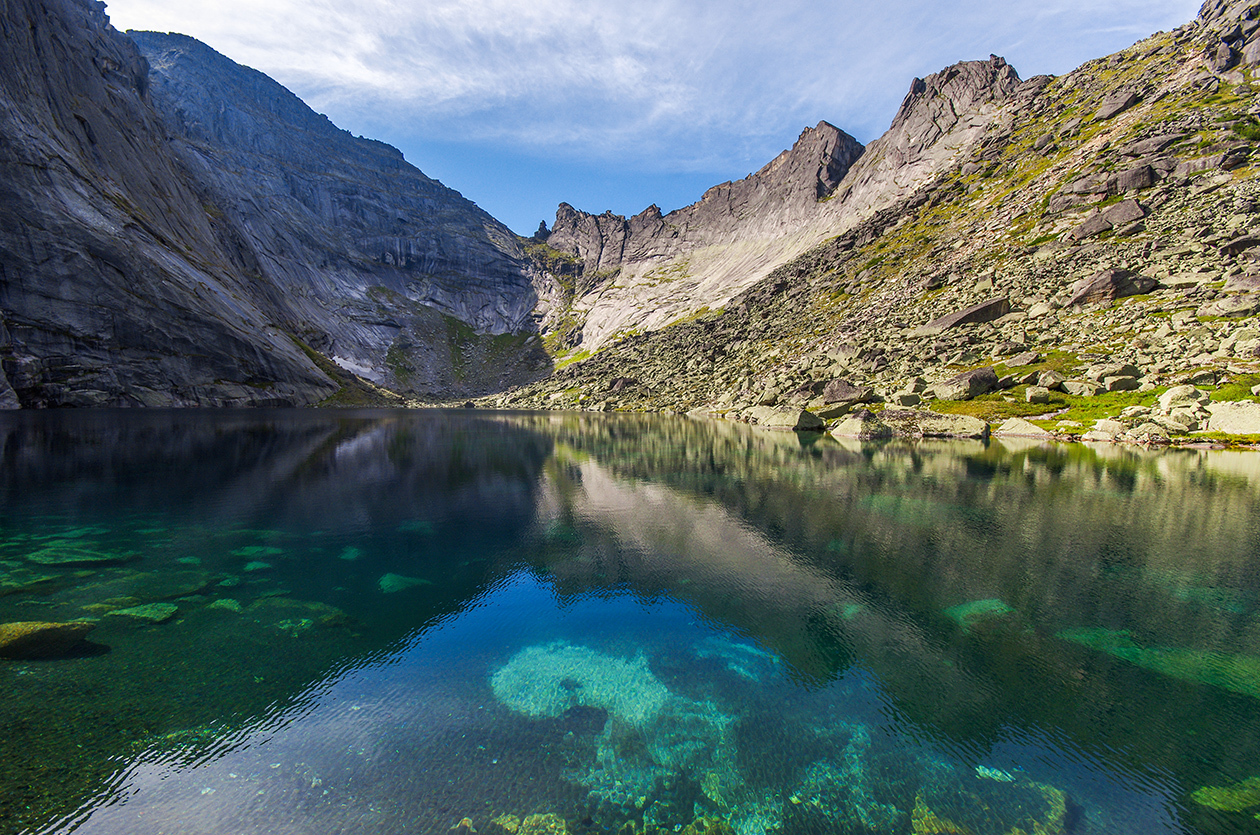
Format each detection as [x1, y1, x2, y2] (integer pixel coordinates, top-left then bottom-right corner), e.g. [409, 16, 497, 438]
[2, 410, 1259, 834]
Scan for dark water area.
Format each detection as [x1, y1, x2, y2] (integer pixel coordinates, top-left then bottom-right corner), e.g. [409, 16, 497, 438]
[1, 409, 1259, 835]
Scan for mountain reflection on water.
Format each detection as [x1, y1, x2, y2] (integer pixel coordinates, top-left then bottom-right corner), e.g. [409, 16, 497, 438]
[1, 410, 1259, 835]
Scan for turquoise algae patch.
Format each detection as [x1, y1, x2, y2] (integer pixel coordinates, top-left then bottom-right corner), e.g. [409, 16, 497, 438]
[491, 641, 669, 727]
[943, 598, 1015, 633]
[1058, 627, 1260, 700]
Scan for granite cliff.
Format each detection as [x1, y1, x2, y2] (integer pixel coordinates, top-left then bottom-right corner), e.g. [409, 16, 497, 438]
[538, 56, 1025, 352]
[130, 32, 550, 397]
[0, 0, 337, 407]
[0, 0, 547, 408]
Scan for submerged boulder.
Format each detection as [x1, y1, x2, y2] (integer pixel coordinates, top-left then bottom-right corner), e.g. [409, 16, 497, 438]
[106, 603, 179, 624]
[0, 620, 96, 659]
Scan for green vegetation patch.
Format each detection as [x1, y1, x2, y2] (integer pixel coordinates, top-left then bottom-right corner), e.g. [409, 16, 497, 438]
[1208, 374, 1260, 402]
[1031, 389, 1161, 429]
[290, 336, 402, 407]
[930, 392, 1063, 422]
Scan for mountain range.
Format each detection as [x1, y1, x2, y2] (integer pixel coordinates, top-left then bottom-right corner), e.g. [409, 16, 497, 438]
[5, 0, 1260, 444]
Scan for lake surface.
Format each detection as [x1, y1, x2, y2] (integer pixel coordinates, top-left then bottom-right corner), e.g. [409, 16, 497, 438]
[2, 410, 1259, 835]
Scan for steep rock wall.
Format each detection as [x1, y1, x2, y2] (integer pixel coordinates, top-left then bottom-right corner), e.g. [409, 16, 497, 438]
[130, 32, 549, 395]
[0, 0, 338, 406]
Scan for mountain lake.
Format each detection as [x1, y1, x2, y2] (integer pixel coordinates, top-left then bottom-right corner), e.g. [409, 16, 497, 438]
[1, 409, 1258, 835]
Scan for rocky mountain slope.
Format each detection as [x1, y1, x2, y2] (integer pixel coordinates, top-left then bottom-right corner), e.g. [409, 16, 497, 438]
[0, 0, 338, 407]
[0, 0, 548, 408]
[129, 31, 550, 397]
[497, 0, 1260, 445]
[536, 56, 1025, 353]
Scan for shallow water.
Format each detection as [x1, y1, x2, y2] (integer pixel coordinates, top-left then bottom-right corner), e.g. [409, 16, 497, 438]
[2, 410, 1260, 834]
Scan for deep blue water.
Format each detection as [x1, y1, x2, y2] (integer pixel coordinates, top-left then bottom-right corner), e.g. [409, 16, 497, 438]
[1, 409, 1259, 835]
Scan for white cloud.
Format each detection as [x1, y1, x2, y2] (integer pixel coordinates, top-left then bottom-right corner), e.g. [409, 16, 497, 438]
[105, 0, 1202, 175]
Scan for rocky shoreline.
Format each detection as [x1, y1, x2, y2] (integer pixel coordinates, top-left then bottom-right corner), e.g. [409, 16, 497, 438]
[455, 1, 1260, 451]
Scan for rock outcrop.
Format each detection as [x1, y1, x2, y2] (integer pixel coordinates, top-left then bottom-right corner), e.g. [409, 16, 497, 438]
[0, 0, 550, 408]
[130, 32, 549, 395]
[543, 121, 864, 348]
[541, 57, 1030, 352]
[0, 620, 95, 659]
[492, 0, 1260, 447]
[0, 0, 337, 406]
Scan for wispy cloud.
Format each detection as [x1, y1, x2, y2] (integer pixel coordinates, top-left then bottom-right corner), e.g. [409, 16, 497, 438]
[104, 0, 1200, 226]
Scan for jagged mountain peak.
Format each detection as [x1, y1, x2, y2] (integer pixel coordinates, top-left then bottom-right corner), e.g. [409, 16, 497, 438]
[1198, 0, 1260, 27]
[890, 55, 1023, 141]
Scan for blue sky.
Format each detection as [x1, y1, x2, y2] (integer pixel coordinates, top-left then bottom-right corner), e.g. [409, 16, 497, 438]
[105, 0, 1201, 235]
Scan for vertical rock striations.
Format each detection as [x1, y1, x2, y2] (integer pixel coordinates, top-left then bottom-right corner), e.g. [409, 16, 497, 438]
[0, 0, 338, 406]
[129, 32, 549, 396]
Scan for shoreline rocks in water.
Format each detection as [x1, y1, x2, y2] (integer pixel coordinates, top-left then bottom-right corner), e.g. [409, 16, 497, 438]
[0, 620, 96, 659]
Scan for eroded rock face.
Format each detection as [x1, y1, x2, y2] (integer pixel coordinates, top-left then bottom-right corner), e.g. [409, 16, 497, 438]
[545, 122, 865, 347]
[0, 0, 338, 406]
[129, 32, 547, 396]
[546, 57, 1029, 351]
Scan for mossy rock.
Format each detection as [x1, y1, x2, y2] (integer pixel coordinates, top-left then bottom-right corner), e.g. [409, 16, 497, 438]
[0, 620, 96, 659]
[1192, 775, 1260, 812]
[106, 602, 179, 624]
[24, 542, 137, 566]
[943, 599, 1016, 634]
[519, 813, 568, 835]
[1058, 627, 1260, 701]
[680, 817, 736, 835]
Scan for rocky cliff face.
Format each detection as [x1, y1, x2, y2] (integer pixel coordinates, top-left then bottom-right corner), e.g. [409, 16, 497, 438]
[540, 58, 1029, 352]
[0, 0, 338, 407]
[129, 32, 550, 395]
[494, 0, 1260, 446]
[0, 0, 551, 409]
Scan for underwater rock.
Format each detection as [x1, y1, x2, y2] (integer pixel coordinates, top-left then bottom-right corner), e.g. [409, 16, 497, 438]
[378, 572, 432, 593]
[231, 546, 283, 558]
[1192, 775, 1260, 812]
[76, 570, 213, 604]
[207, 598, 243, 613]
[244, 561, 273, 572]
[914, 764, 1068, 835]
[338, 546, 362, 561]
[679, 817, 735, 835]
[519, 813, 568, 835]
[693, 638, 780, 681]
[450, 817, 477, 834]
[0, 570, 59, 597]
[788, 725, 905, 833]
[398, 520, 435, 534]
[495, 642, 770, 832]
[1058, 627, 1260, 701]
[0, 620, 95, 659]
[486, 815, 520, 835]
[942, 599, 1015, 634]
[24, 542, 137, 566]
[491, 642, 670, 727]
[911, 795, 970, 834]
[107, 602, 179, 624]
[248, 597, 349, 628]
